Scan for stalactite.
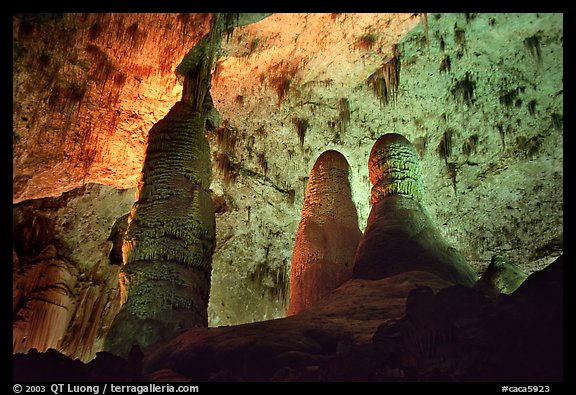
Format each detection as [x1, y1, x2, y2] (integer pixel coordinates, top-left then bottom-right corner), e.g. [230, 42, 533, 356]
[439, 55, 451, 73]
[287, 189, 296, 206]
[263, 58, 306, 107]
[500, 88, 520, 107]
[462, 134, 479, 157]
[214, 152, 237, 185]
[523, 35, 542, 64]
[356, 32, 377, 51]
[551, 113, 563, 131]
[451, 72, 475, 106]
[496, 123, 506, 150]
[257, 152, 268, 176]
[527, 99, 537, 115]
[214, 124, 237, 154]
[293, 118, 308, 147]
[249, 259, 289, 306]
[420, 13, 429, 48]
[454, 26, 467, 52]
[437, 129, 453, 165]
[337, 98, 350, 136]
[367, 45, 401, 107]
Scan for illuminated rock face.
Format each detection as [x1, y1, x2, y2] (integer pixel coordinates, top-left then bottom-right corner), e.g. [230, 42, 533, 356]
[12, 183, 132, 362]
[352, 133, 477, 286]
[105, 102, 215, 357]
[288, 150, 362, 315]
[13, 249, 76, 355]
[474, 255, 528, 298]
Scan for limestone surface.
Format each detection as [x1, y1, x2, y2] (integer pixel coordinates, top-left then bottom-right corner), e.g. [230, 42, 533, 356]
[13, 13, 563, 347]
[288, 150, 362, 315]
[353, 134, 478, 286]
[106, 102, 216, 357]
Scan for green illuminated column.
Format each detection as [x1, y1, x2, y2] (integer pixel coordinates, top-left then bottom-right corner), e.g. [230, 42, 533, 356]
[353, 133, 477, 286]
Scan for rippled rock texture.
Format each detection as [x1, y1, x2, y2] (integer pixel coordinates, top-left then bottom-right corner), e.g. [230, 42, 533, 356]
[12, 183, 135, 362]
[105, 102, 216, 357]
[353, 133, 478, 286]
[14, 256, 563, 382]
[288, 150, 362, 315]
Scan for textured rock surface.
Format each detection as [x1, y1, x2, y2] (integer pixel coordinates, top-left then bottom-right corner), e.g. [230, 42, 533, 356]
[105, 102, 216, 357]
[13, 13, 563, 339]
[12, 183, 135, 362]
[143, 256, 562, 382]
[353, 134, 478, 286]
[13, 256, 563, 382]
[207, 12, 563, 324]
[143, 270, 456, 381]
[13, 250, 77, 356]
[474, 254, 528, 298]
[288, 150, 362, 315]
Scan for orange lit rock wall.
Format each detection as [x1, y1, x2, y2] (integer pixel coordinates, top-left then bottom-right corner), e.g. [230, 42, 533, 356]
[288, 150, 362, 315]
[12, 13, 563, 357]
[13, 13, 210, 203]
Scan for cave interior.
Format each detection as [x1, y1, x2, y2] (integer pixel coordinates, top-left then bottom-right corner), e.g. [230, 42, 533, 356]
[12, 12, 564, 383]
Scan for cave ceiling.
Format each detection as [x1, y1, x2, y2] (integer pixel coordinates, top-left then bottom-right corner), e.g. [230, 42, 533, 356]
[12, 12, 420, 202]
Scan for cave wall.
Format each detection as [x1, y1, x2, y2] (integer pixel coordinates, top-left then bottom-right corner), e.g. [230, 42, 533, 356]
[12, 13, 210, 203]
[13, 183, 135, 362]
[13, 13, 563, 357]
[208, 13, 563, 327]
[395, 13, 563, 274]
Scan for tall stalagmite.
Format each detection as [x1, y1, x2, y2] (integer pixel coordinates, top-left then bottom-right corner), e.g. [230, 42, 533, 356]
[288, 150, 362, 315]
[104, 14, 231, 357]
[352, 133, 477, 286]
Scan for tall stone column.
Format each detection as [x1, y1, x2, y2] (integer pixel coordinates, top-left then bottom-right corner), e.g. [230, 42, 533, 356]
[288, 150, 362, 315]
[104, 102, 215, 357]
[104, 14, 230, 357]
[352, 133, 477, 286]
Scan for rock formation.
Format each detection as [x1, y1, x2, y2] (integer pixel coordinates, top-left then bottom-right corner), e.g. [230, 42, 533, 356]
[13, 247, 77, 356]
[103, 14, 251, 357]
[104, 100, 216, 356]
[474, 254, 529, 298]
[12, 13, 563, 372]
[352, 133, 478, 286]
[13, 254, 564, 382]
[12, 139, 563, 381]
[288, 150, 362, 315]
[12, 183, 133, 362]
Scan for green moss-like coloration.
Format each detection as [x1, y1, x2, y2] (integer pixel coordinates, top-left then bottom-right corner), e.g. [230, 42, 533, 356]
[106, 102, 215, 357]
[121, 262, 205, 318]
[105, 260, 210, 357]
[370, 142, 424, 204]
[124, 103, 215, 272]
